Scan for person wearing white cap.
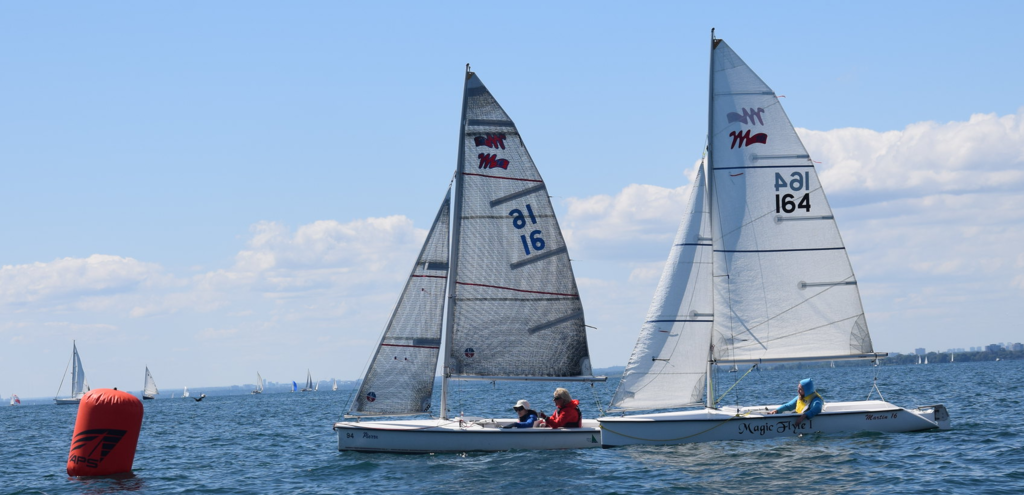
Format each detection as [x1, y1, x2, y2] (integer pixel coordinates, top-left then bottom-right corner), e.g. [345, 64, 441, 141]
[503, 399, 539, 429]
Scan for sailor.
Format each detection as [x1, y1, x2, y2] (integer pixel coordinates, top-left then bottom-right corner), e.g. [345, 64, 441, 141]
[194, 393, 206, 402]
[503, 399, 539, 428]
[537, 388, 582, 428]
[767, 378, 823, 426]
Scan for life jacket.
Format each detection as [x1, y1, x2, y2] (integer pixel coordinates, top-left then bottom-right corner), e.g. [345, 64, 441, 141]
[796, 392, 824, 414]
[568, 405, 582, 428]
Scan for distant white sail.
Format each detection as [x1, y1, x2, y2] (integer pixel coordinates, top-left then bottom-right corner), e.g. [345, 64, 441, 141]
[55, 341, 91, 405]
[252, 372, 264, 394]
[183, 386, 190, 398]
[143, 366, 159, 399]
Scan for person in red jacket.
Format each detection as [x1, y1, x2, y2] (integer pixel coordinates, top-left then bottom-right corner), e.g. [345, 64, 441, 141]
[538, 388, 581, 428]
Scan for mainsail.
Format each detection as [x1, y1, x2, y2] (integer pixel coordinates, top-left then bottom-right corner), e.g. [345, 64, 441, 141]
[350, 190, 450, 416]
[610, 165, 713, 411]
[446, 73, 592, 380]
[303, 370, 314, 392]
[143, 366, 159, 398]
[708, 39, 873, 365]
[71, 341, 90, 398]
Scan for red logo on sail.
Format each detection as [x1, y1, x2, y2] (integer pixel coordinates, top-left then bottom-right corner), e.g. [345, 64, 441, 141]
[478, 154, 510, 170]
[464, 348, 475, 358]
[729, 129, 768, 149]
[474, 134, 507, 150]
[366, 391, 377, 402]
[727, 108, 766, 126]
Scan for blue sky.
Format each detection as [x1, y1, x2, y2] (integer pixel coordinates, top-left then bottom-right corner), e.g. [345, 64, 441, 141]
[3, 2, 1024, 399]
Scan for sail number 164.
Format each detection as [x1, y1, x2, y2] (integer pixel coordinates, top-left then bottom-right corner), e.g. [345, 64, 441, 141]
[774, 172, 811, 214]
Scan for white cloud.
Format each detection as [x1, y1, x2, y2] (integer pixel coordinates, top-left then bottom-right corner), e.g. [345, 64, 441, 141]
[0, 254, 166, 308]
[801, 107, 1024, 195]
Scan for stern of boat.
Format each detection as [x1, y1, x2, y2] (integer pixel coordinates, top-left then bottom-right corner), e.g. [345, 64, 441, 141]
[912, 404, 951, 430]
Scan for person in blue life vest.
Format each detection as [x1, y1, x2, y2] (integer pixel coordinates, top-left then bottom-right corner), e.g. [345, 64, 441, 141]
[767, 378, 823, 426]
[503, 399, 539, 429]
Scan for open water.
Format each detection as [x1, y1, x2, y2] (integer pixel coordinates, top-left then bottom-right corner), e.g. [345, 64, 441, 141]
[1, 360, 1021, 494]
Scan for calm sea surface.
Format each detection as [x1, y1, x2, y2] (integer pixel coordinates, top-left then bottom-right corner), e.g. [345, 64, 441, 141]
[2, 360, 1021, 494]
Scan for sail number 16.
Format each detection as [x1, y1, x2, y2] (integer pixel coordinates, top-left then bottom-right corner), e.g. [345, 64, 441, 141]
[509, 204, 546, 255]
[774, 172, 811, 214]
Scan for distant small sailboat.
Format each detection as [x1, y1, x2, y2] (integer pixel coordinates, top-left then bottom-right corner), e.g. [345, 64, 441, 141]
[10, 394, 20, 406]
[142, 366, 159, 400]
[183, 386, 190, 398]
[924, 356, 929, 365]
[951, 353, 954, 363]
[917, 355, 922, 365]
[291, 381, 298, 393]
[831, 361, 836, 368]
[332, 379, 338, 392]
[301, 370, 314, 392]
[55, 341, 91, 405]
[252, 372, 264, 394]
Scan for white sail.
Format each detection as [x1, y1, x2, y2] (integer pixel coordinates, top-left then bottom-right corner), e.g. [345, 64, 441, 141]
[303, 370, 314, 391]
[183, 386, 190, 398]
[55, 341, 90, 404]
[71, 342, 90, 398]
[708, 39, 873, 365]
[255, 372, 264, 393]
[143, 366, 159, 398]
[332, 379, 337, 391]
[446, 73, 593, 380]
[610, 165, 713, 411]
[349, 191, 450, 416]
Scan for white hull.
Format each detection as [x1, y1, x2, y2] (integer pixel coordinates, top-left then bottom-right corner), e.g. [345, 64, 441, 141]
[54, 397, 81, 405]
[334, 417, 602, 453]
[599, 400, 950, 447]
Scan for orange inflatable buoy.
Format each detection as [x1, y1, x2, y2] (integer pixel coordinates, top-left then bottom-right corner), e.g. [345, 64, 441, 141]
[67, 389, 143, 477]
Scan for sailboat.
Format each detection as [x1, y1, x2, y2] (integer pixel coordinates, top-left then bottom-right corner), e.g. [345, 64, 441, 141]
[142, 366, 159, 400]
[925, 356, 929, 365]
[332, 379, 338, 392]
[301, 370, 314, 392]
[598, 31, 950, 447]
[291, 381, 297, 393]
[918, 355, 922, 365]
[54, 340, 91, 405]
[333, 67, 606, 453]
[252, 372, 264, 394]
[10, 394, 20, 406]
[182, 386, 190, 398]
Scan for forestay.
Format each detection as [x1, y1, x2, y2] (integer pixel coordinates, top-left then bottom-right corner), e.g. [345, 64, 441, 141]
[349, 190, 451, 416]
[708, 40, 873, 364]
[610, 165, 713, 411]
[447, 74, 592, 379]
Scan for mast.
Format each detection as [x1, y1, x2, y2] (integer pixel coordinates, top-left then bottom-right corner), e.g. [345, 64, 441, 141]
[705, 29, 717, 410]
[441, 65, 473, 420]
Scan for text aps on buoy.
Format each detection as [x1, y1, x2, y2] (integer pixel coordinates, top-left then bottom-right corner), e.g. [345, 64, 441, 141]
[67, 389, 143, 476]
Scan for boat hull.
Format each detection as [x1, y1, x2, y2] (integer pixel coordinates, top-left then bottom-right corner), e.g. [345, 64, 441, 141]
[334, 417, 602, 453]
[54, 398, 81, 405]
[599, 401, 950, 447]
